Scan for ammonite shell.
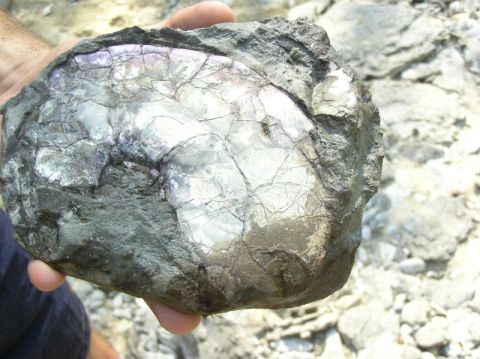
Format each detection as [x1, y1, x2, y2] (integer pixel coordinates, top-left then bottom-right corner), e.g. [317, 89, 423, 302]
[0, 18, 382, 314]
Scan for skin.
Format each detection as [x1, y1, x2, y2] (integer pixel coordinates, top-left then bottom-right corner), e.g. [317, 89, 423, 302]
[0, 1, 235, 357]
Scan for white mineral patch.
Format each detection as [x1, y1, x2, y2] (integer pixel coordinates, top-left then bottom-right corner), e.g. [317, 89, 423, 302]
[35, 140, 108, 187]
[41, 45, 328, 248]
[76, 100, 113, 144]
[311, 66, 357, 117]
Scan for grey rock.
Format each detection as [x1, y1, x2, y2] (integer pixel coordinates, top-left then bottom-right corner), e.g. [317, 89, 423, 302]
[288, 1, 331, 21]
[358, 342, 421, 359]
[337, 302, 399, 350]
[399, 258, 427, 275]
[397, 142, 444, 164]
[271, 337, 313, 353]
[401, 47, 467, 93]
[318, 2, 445, 78]
[387, 196, 472, 262]
[455, 15, 480, 74]
[0, 18, 382, 314]
[429, 277, 475, 310]
[401, 299, 430, 326]
[321, 328, 345, 359]
[400, 324, 416, 346]
[447, 309, 480, 349]
[419, 353, 435, 359]
[370, 80, 464, 146]
[414, 316, 449, 349]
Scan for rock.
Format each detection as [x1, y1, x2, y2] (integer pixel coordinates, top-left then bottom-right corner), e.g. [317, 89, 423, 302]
[271, 337, 313, 353]
[399, 258, 427, 275]
[447, 309, 480, 349]
[321, 328, 345, 359]
[197, 317, 264, 358]
[370, 80, 464, 146]
[287, 1, 331, 21]
[401, 47, 467, 93]
[358, 339, 421, 359]
[414, 316, 449, 349]
[85, 289, 107, 310]
[429, 277, 475, 310]
[318, 2, 445, 78]
[419, 353, 435, 359]
[400, 324, 416, 346]
[396, 142, 444, 164]
[386, 196, 472, 262]
[0, 18, 382, 314]
[394, 293, 408, 312]
[454, 15, 480, 74]
[401, 299, 430, 327]
[337, 302, 399, 350]
[377, 241, 398, 264]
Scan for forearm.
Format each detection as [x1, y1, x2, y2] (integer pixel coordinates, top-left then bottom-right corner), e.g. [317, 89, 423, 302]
[0, 10, 52, 95]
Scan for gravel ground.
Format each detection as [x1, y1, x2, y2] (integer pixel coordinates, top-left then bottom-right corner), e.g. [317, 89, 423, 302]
[3, 0, 480, 358]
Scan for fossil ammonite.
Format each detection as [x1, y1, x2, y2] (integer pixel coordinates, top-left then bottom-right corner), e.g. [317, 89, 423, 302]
[0, 18, 383, 314]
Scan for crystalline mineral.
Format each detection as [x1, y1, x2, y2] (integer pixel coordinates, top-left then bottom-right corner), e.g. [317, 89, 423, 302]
[0, 18, 383, 314]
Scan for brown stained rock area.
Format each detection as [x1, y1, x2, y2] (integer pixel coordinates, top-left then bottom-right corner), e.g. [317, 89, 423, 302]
[0, 18, 382, 314]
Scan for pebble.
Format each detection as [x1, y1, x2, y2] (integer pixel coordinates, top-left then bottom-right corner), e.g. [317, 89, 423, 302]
[42, 3, 53, 16]
[394, 293, 408, 312]
[400, 324, 416, 346]
[399, 258, 427, 274]
[419, 352, 436, 359]
[414, 317, 449, 349]
[337, 303, 399, 350]
[322, 328, 345, 359]
[401, 299, 430, 327]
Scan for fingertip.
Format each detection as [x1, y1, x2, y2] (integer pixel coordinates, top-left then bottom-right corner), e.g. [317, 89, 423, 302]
[199, 1, 236, 23]
[163, 0, 235, 30]
[147, 301, 202, 335]
[27, 259, 65, 292]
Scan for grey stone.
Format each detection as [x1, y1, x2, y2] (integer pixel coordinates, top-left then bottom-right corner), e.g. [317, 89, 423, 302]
[447, 309, 480, 349]
[337, 302, 399, 350]
[401, 299, 430, 326]
[321, 328, 345, 359]
[386, 196, 472, 262]
[399, 258, 427, 275]
[414, 316, 449, 349]
[429, 277, 475, 310]
[318, 2, 445, 78]
[0, 18, 382, 314]
[419, 353, 435, 359]
[288, 1, 331, 21]
[397, 142, 444, 164]
[370, 80, 464, 147]
[454, 15, 480, 74]
[358, 341, 421, 359]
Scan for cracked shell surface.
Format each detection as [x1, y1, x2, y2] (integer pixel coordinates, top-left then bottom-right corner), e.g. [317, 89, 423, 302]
[0, 18, 383, 314]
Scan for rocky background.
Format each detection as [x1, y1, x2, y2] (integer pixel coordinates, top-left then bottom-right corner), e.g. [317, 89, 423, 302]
[2, 0, 480, 358]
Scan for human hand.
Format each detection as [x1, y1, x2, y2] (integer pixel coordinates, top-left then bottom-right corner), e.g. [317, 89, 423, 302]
[1, 1, 235, 336]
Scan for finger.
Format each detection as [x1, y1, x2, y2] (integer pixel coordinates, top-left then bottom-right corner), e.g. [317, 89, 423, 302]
[160, 1, 235, 30]
[27, 259, 65, 292]
[0, 38, 83, 105]
[146, 301, 202, 335]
